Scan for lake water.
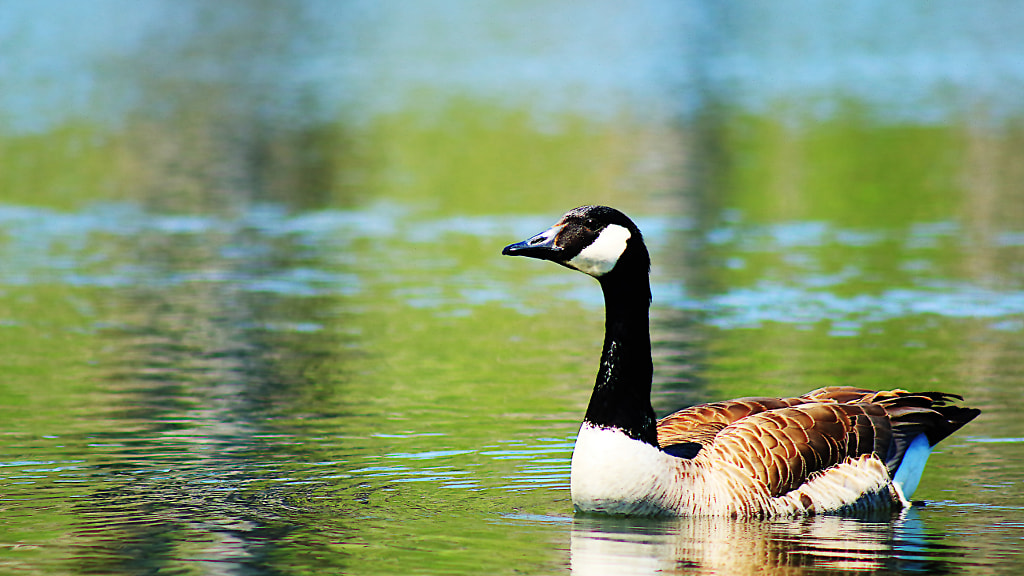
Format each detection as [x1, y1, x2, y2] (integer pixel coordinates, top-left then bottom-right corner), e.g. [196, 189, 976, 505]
[2, 2, 1023, 575]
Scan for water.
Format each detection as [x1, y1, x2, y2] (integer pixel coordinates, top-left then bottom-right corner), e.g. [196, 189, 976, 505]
[2, 2, 1024, 575]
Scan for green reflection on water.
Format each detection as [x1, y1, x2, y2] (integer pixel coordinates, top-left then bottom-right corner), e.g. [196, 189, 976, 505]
[3, 22, 1024, 575]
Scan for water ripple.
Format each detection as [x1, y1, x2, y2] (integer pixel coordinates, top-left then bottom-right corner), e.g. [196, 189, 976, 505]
[3, 204, 1024, 333]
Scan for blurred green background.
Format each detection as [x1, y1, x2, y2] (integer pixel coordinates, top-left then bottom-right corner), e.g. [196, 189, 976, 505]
[2, 2, 1023, 574]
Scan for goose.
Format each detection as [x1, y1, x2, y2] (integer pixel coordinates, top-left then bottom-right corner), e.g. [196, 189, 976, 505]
[502, 205, 980, 517]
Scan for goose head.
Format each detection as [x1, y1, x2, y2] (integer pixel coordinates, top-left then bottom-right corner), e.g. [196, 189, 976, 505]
[502, 205, 649, 281]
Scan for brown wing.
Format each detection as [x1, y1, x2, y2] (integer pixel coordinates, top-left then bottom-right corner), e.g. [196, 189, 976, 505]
[660, 387, 979, 488]
[802, 386, 884, 403]
[656, 396, 810, 448]
[702, 402, 893, 497]
[801, 386, 920, 404]
[802, 387, 979, 473]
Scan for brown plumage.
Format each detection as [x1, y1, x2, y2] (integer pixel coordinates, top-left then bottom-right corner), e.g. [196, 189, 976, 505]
[658, 386, 979, 499]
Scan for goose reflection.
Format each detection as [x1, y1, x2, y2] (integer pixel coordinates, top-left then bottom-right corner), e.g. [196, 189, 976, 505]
[570, 507, 951, 575]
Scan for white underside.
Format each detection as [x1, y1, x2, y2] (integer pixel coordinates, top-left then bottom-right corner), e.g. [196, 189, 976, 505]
[891, 433, 933, 502]
[571, 422, 907, 516]
[567, 224, 631, 277]
[571, 423, 681, 515]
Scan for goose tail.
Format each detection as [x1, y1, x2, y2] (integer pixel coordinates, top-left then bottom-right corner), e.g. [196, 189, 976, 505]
[881, 394, 980, 501]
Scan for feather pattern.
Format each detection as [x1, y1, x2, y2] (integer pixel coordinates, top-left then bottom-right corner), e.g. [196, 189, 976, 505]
[503, 206, 980, 517]
[575, 388, 977, 516]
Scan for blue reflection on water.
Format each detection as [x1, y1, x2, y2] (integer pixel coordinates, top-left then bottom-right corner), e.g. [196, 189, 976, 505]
[2, 1, 1024, 134]
[3, 203, 1024, 335]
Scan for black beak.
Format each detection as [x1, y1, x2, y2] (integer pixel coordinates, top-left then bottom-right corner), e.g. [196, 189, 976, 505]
[502, 224, 564, 260]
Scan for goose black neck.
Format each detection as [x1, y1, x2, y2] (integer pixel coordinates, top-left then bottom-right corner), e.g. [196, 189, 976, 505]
[583, 264, 658, 447]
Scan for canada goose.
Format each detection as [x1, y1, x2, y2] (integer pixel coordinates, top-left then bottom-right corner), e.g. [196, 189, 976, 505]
[502, 205, 980, 516]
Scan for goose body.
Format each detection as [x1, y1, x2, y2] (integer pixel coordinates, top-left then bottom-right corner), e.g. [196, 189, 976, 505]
[503, 205, 980, 517]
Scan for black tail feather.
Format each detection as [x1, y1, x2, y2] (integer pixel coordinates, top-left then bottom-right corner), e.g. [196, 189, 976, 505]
[878, 394, 980, 477]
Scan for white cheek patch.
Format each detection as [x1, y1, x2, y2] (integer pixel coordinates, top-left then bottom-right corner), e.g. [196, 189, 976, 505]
[567, 224, 631, 277]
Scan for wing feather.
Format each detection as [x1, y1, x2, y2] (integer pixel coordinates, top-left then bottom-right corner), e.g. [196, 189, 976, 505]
[656, 396, 809, 449]
[701, 402, 893, 497]
[657, 388, 979, 498]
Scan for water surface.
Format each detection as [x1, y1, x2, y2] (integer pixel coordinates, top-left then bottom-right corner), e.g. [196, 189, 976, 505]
[2, 2, 1024, 575]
